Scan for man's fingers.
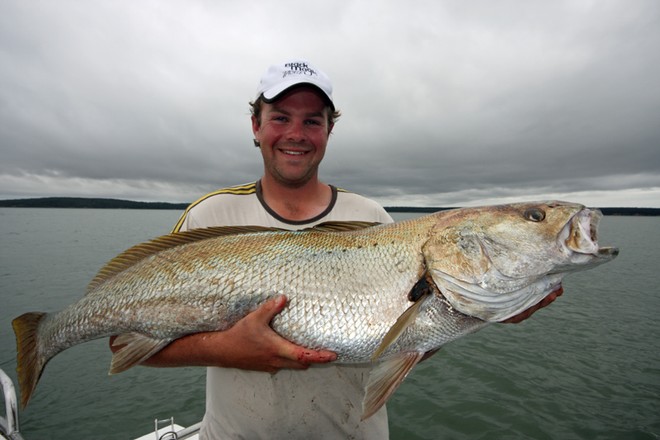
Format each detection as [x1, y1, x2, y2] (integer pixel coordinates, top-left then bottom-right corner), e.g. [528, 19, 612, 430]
[294, 348, 337, 364]
[254, 295, 288, 323]
[275, 336, 337, 368]
[251, 295, 338, 369]
[502, 285, 564, 324]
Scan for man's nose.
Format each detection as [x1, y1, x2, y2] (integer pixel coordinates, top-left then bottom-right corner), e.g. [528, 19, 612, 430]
[286, 120, 306, 142]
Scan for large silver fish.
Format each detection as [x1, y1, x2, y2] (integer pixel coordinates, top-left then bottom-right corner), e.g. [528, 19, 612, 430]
[13, 201, 618, 418]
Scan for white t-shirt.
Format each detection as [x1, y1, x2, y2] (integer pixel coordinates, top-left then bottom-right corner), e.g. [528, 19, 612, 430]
[173, 181, 394, 440]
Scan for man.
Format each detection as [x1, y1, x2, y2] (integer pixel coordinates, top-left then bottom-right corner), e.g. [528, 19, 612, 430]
[144, 59, 392, 439]
[111, 59, 561, 439]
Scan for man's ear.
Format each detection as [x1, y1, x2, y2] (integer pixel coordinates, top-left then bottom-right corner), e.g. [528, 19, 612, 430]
[251, 114, 260, 131]
[251, 116, 262, 147]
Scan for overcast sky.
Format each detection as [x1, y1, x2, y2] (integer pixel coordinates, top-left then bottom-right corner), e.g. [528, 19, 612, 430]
[1, 0, 659, 208]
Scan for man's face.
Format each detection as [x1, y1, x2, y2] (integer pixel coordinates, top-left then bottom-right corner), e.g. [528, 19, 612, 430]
[252, 88, 333, 188]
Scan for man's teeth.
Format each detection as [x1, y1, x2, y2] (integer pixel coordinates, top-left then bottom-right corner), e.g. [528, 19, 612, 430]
[283, 150, 305, 155]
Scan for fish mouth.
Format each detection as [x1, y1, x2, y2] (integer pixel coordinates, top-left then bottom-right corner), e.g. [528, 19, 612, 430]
[562, 208, 619, 259]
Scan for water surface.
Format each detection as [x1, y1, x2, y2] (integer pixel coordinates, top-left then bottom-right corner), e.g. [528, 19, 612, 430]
[0, 208, 658, 439]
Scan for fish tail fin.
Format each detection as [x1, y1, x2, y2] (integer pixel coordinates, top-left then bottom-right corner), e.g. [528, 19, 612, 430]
[12, 312, 48, 409]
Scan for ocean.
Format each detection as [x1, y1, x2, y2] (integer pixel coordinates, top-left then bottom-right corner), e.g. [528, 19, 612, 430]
[0, 208, 658, 439]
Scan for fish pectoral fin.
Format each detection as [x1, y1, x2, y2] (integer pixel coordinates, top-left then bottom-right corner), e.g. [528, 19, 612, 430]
[371, 299, 427, 361]
[362, 351, 424, 420]
[371, 273, 437, 361]
[109, 333, 172, 375]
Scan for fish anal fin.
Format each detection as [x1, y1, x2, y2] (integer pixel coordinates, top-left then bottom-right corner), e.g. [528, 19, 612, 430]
[109, 333, 171, 375]
[362, 352, 424, 420]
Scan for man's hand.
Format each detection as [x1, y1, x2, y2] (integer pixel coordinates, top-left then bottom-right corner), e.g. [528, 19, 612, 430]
[502, 285, 564, 324]
[219, 295, 337, 372]
[109, 295, 337, 372]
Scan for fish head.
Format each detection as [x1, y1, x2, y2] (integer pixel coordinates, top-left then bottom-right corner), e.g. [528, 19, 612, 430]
[422, 201, 619, 322]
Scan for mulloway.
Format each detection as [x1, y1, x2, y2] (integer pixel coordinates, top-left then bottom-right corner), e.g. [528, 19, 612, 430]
[13, 201, 618, 418]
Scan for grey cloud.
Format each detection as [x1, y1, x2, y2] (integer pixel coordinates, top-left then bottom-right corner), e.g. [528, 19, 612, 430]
[1, 0, 659, 207]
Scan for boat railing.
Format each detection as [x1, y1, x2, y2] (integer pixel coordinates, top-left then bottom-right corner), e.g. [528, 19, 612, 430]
[135, 417, 201, 440]
[173, 422, 201, 439]
[0, 368, 24, 440]
[154, 418, 177, 440]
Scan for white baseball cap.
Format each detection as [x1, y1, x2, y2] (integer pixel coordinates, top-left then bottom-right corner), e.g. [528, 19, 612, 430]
[256, 59, 334, 110]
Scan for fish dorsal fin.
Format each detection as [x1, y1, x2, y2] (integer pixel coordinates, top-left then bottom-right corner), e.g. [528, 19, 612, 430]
[305, 221, 381, 232]
[86, 225, 282, 292]
[362, 352, 424, 420]
[87, 223, 376, 293]
[371, 272, 436, 361]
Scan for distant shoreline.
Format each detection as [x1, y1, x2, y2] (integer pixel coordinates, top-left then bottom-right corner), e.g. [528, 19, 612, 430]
[0, 197, 658, 216]
[0, 197, 189, 210]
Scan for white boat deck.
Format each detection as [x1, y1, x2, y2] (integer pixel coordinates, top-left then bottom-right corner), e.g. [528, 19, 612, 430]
[133, 418, 201, 440]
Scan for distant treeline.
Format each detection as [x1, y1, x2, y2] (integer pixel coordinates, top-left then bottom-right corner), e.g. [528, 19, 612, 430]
[1, 197, 659, 216]
[0, 197, 189, 210]
[598, 207, 660, 216]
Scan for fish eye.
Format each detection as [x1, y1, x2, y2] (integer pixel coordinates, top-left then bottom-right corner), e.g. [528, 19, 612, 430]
[523, 208, 546, 222]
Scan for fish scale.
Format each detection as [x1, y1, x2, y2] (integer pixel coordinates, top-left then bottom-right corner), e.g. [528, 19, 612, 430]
[12, 201, 618, 419]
